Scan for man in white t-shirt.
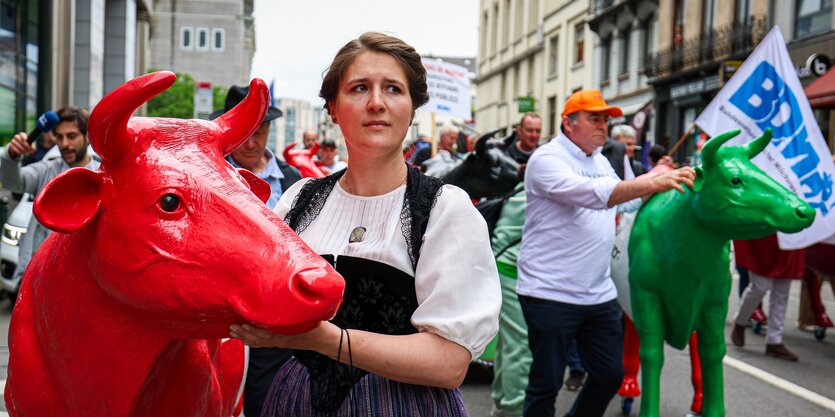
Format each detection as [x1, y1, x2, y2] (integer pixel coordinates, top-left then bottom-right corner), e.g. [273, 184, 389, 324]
[318, 139, 348, 174]
[516, 90, 695, 417]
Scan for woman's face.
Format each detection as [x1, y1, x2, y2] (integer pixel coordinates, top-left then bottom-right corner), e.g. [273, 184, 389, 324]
[330, 51, 413, 158]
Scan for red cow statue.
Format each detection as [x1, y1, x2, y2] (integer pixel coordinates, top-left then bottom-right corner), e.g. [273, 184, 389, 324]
[284, 142, 326, 178]
[4, 72, 345, 417]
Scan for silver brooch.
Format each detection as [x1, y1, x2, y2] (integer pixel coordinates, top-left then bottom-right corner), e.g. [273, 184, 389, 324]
[349, 227, 367, 243]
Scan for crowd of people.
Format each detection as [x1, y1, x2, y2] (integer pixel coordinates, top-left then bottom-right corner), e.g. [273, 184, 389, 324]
[2, 31, 832, 417]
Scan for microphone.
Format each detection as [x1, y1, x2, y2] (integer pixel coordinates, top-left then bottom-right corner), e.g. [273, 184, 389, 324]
[27, 111, 60, 144]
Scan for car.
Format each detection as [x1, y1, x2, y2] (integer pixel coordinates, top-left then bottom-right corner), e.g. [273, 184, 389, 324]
[1, 192, 34, 298]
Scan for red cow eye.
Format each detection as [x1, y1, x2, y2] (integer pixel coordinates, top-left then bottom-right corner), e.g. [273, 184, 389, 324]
[159, 194, 181, 212]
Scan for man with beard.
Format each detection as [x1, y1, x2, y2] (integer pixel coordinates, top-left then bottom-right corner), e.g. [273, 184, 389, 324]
[1, 106, 101, 285]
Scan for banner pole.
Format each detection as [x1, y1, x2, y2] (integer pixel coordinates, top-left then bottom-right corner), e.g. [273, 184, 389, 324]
[431, 112, 438, 157]
[668, 123, 696, 156]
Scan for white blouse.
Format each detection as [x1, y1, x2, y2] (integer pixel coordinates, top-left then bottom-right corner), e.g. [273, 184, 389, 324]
[274, 178, 501, 359]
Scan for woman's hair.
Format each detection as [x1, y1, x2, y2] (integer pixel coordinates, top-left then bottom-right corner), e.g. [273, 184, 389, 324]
[649, 144, 667, 165]
[320, 32, 429, 115]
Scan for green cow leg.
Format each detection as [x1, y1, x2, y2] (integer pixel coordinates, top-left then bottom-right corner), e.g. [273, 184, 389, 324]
[633, 289, 665, 417]
[698, 309, 729, 417]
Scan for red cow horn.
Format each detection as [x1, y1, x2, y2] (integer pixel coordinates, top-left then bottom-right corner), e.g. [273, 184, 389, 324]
[88, 71, 177, 163]
[744, 128, 772, 159]
[214, 78, 270, 155]
[700, 128, 740, 168]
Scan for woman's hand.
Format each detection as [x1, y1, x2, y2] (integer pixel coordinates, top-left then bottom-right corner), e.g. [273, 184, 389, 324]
[229, 321, 340, 353]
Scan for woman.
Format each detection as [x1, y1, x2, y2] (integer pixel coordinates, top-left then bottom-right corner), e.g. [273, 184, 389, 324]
[230, 32, 500, 416]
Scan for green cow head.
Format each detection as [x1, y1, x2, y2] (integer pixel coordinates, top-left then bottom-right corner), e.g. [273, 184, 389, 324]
[690, 128, 816, 240]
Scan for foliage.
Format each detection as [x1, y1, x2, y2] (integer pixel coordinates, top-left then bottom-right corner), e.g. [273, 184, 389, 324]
[145, 69, 195, 119]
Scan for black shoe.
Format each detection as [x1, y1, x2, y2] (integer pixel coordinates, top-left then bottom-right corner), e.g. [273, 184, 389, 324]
[564, 370, 586, 391]
[731, 323, 746, 347]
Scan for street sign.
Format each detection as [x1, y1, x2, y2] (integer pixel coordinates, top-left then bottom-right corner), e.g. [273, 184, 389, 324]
[518, 96, 536, 113]
[194, 81, 213, 120]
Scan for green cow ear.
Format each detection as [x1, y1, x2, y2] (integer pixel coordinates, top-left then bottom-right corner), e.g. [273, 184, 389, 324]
[693, 166, 704, 192]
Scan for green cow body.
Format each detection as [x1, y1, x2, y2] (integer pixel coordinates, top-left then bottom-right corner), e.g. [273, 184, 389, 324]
[628, 129, 816, 417]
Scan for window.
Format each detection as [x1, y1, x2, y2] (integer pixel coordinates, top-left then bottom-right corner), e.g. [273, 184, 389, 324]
[515, 0, 524, 39]
[503, 0, 511, 48]
[548, 35, 559, 76]
[514, 63, 521, 96]
[548, 95, 557, 137]
[796, 0, 833, 39]
[481, 11, 488, 58]
[196, 27, 209, 51]
[736, 0, 752, 23]
[574, 23, 585, 64]
[640, 19, 653, 68]
[528, 0, 539, 32]
[211, 28, 225, 52]
[674, 0, 686, 45]
[702, 0, 717, 37]
[179, 27, 193, 50]
[527, 56, 535, 93]
[619, 28, 631, 76]
[500, 72, 507, 102]
[492, 3, 499, 54]
[600, 37, 611, 82]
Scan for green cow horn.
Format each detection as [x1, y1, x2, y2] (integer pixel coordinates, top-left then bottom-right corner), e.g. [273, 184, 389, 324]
[701, 129, 741, 167]
[744, 128, 773, 159]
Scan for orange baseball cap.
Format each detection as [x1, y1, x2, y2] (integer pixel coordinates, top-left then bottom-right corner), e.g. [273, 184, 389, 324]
[562, 89, 623, 117]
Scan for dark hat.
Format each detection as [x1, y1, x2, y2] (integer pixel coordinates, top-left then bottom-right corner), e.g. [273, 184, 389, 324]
[209, 85, 283, 121]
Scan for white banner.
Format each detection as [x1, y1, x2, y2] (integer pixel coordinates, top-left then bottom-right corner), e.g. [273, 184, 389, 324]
[695, 27, 835, 249]
[421, 58, 472, 120]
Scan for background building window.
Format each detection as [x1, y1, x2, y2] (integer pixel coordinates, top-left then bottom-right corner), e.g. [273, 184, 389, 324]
[600, 38, 611, 82]
[736, 0, 752, 23]
[619, 29, 631, 75]
[492, 3, 499, 55]
[702, 0, 717, 38]
[180, 27, 193, 50]
[640, 19, 653, 68]
[212, 28, 225, 52]
[196, 27, 209, 51]
[574, 23, 585, 64]
[548, 35, 559, 76]
[528, 0, 538, 32]
[481, 11, 488, 58]
[515, 0, 524, 39]
[503, 0, 511, 48]
[796, 0, 833, 39]
[548, 95, 557, 137]
[674, 0, 686, 45]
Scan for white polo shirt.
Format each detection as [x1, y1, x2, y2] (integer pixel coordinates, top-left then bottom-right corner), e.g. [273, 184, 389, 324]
[517, 132, 640, 305]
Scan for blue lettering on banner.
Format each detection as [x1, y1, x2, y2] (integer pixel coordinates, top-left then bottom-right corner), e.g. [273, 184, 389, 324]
[437, 104, 451, 111]
[730, 61, 834, 215]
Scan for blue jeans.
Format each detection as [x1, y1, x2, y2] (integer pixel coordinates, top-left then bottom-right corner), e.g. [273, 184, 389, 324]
[519, 296, 624, 417]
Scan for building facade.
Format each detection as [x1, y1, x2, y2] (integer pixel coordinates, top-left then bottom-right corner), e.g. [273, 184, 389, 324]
[589, 0, 659, 146]
[1, 0, 151, 140]
[475, 0, 595, 139]
[645, 0, 769, 162]
[149, 0, 254, 89]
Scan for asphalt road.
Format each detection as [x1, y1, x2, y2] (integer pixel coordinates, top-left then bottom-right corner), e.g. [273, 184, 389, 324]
[0, 275, 833, 416]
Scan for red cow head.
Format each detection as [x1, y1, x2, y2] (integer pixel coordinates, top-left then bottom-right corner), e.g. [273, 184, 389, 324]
[32, 71, 344, 337]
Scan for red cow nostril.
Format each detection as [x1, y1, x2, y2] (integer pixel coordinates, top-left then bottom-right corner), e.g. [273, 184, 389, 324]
[293, 268, 345, 307]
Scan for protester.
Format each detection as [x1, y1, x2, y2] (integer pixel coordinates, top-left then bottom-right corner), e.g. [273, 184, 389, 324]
[731, 234, 804, 361]
[517, 89, 695, 417]
[303, 129, 319, 149]
[1, 107, 101, 284]
[503, 113, 542, 164]
[422, 124, 461, 177]
[230, 32, 501, 416]
[317, 139, 348, 174]
[211, 85, 302, 417]
[611, 124, 646, 176]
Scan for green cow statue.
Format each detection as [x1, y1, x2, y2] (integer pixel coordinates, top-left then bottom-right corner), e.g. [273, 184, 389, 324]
[628, 128, 816, 417]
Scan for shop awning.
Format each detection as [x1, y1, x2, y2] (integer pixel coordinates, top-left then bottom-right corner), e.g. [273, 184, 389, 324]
[805, 67, 835, 108]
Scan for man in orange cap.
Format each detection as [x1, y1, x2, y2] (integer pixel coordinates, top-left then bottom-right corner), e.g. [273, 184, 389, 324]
[516, 90, 695, 417]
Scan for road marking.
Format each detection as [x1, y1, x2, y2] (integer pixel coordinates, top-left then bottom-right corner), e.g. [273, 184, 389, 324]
[724, 356, 835, 412]
[0, 378, 6, 416]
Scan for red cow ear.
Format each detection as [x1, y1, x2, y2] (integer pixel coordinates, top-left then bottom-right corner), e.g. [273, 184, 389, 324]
[33, 168, 104, 233]
[237, 169, 270, 204]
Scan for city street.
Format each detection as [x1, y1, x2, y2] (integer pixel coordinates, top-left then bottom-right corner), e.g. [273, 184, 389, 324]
[0, 275, 833, 416]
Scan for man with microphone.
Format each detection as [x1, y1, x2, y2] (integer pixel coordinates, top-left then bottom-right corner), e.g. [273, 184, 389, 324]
[1, 106, 100, 286]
